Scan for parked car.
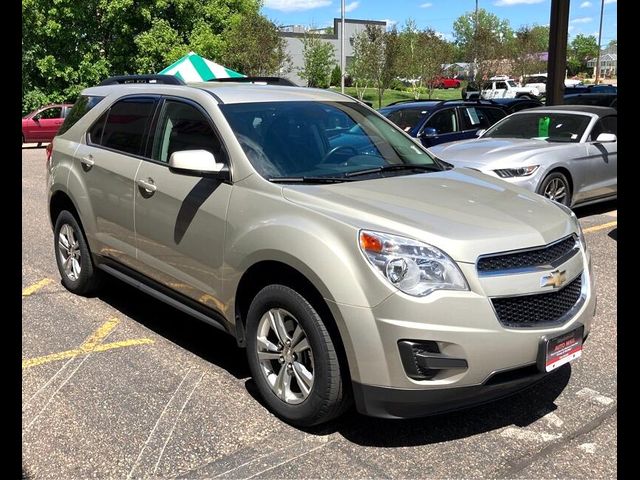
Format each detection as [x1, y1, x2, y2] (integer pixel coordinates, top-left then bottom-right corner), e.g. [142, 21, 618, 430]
[431, 77, 461, 89]
[428, 105, 617, 207]
[378, 99, 507, 147]
[47, 75, 595, 426]
[22, 103, 73, 145]
[564, 84, 617, 94]
[464, 77, 540, 100]
[563, 93, 617, 110]
[488, 97, 543, 114]
[522, 74, 584, 95]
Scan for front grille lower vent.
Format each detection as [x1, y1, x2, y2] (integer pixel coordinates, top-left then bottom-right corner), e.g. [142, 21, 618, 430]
[478, 235, 578, 274]
[491, 274, 583, 327]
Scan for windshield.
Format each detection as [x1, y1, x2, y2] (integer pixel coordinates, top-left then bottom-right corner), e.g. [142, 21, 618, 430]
[483, 112, 592, 142]
[219, 101, 438, 180]
[507, 80, 518, 87]
[379, 107, 430, 132]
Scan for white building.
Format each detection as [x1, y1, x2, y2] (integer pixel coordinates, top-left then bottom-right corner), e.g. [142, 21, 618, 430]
[279, 18, 387, 86]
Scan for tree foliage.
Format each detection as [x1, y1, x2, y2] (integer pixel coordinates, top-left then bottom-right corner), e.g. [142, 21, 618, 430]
[298, 33, 335, 88]
[22, 0, 272, 114]
[509, 25, 549, 79]
[567, 34, 599, 75]
[221, 11, 291, 76]
[453, 8, 513, 80]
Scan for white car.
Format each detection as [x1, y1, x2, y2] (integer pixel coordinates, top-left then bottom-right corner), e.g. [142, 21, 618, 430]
[480, 77, 539, 99]
[523, 74, 584, 95]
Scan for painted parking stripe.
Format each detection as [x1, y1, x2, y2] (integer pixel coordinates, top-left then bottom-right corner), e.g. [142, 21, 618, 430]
[583, 221, 617, 234]
[500, 427, 562, 442]
[576, 387, 615, 406]
[22, 278, 53, 296]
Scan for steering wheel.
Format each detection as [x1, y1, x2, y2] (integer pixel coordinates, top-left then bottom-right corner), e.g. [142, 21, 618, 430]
[318, 145, 359, 164]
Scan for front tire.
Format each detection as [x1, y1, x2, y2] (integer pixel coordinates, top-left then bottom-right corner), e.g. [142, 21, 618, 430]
[246, 284, 348, 427]
[538, 172, 571, 206]
[54, 210, 102, 295]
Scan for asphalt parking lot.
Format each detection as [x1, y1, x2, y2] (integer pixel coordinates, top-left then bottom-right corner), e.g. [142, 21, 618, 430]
[22, 145, 617, 479]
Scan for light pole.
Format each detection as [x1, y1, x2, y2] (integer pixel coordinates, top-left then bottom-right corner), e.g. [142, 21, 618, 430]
[595, 0, 605, 84]
[341, 0, 345, 93]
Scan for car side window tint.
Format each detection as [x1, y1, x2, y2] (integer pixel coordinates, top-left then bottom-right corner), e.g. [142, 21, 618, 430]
[153, 100, 225, 164]
[425, 109, 457, 134]
[496, 82, 507, 90]
[88, 112, 108, 145]
[386, 108, 427, 132]
[479, 107, 506, 124]
[593, 116, 618, 139]
[101, 97, 156, 156]
[461, 107, 495, 130]
[39, 107, 62, 119]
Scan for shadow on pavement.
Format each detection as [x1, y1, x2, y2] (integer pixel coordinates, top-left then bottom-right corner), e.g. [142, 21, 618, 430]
[608, 228, 617, 241]
[94, 275, 571, 448]
[95, 276, 251, 380]
[573, 199, 616, 218]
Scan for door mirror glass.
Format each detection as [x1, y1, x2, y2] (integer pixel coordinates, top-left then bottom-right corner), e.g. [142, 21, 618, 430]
[169, 150, 225, 175]
[595, 133, 616, 143]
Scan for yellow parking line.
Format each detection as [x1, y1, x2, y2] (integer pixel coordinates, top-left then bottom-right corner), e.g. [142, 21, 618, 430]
[583, 221, 617, 234]
[80, 318, 120, 352]
[22, 278, 53, 297]
[22, 317, 155, 370]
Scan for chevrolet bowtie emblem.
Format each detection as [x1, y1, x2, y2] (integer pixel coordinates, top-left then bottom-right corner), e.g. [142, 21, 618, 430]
[540, 269, 567, 288]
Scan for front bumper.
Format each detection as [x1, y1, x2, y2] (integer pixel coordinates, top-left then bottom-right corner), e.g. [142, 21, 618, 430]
[327, 249, 595, 418]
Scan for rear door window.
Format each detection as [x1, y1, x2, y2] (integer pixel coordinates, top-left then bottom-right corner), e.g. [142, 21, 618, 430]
[424, 109, 457, 134]
[94, 97, 157, 156]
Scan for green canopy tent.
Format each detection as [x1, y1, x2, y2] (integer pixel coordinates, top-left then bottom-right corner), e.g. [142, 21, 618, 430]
[159, 52, 245, 83]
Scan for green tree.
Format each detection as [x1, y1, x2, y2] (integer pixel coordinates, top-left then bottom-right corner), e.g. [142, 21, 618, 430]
[453, 8, 513, 80]
[347, 30, 374, 100]
[221, 12, 292, 76]
[509, 25, 549, 80]
[330, 65, 342, 87]
[567, 34, 599, 75]
[22, 0, 261, 115]
[298, 33, 335, 88]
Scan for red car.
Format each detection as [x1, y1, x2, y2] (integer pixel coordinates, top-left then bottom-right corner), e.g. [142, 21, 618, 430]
[431, 77, 461, 89]
[22, 103, 73, 145]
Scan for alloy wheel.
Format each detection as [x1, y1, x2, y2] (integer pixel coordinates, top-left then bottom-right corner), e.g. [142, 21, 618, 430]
[543, 177, 568, 204]
[256, 308, 314, 404]
[58, 223, 82, 281]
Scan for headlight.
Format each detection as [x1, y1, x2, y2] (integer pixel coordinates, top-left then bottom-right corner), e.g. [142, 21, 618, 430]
[359, 230, 468, 296]
[494, 166, 539, 178]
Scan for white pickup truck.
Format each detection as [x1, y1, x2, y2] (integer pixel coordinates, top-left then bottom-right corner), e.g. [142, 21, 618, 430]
[479, 76, 540, 99]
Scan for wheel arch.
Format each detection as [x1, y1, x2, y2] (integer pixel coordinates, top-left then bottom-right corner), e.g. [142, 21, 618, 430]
[539, 166, 574, 204]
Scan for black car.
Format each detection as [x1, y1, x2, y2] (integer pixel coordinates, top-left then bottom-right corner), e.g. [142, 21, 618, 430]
[487, 97, 543, 114]
[378, 99, 508, 147]
[563, 93, 617, 110]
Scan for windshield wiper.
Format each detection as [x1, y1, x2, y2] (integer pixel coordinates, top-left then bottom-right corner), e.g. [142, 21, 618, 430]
[269, 176, 354, 184]
[344, 164, 441, 178]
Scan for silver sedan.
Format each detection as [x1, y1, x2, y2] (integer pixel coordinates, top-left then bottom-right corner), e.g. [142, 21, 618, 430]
[428, 105, 617, 207]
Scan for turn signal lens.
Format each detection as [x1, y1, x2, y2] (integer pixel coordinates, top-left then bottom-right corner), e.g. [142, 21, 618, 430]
[360, 231, 383, 253]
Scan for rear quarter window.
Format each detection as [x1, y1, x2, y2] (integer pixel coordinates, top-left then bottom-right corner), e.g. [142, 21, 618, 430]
[58, 95, 105, 135]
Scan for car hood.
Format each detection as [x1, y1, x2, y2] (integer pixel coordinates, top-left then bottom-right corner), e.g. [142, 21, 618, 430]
[428, 138, 578, 169]
[281, 169, 573, 264]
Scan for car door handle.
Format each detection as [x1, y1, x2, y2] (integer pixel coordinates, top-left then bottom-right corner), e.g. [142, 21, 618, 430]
[137, 178, 157, 194]
[81, 155, 94, 168]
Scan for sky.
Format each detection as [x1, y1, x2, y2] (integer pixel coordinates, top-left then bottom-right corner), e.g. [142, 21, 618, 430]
[261, 0, 617, 46]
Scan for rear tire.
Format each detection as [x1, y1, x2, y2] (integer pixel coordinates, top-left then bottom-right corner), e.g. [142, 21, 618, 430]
[246, 284, 349, 426]
[54, 210, 102, 295]
[538, 172, 571, 206]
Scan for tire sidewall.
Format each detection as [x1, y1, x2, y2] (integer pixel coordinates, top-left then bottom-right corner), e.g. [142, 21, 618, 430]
[53, 210, 97, 294]
[539, 172, 571, 206]
[245, 285, 339, 426]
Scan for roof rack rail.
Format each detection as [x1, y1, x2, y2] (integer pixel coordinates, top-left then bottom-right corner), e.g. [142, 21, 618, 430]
[98, 75, 185, 86]
[208, 76, 298, 86]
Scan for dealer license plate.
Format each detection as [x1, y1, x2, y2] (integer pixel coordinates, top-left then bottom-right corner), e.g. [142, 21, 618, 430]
[540, 325, 584, 373]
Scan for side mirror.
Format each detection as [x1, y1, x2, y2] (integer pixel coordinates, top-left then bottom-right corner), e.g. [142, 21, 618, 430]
[169, 150, 229, 179]
[32, 114, 41, 122]
[420, 127, 438, 138]
[475, 129, 486, 137]
[595, 133, 616, 143]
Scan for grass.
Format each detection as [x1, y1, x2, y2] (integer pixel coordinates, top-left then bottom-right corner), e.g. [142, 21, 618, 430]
[331, 86, 465, 109]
